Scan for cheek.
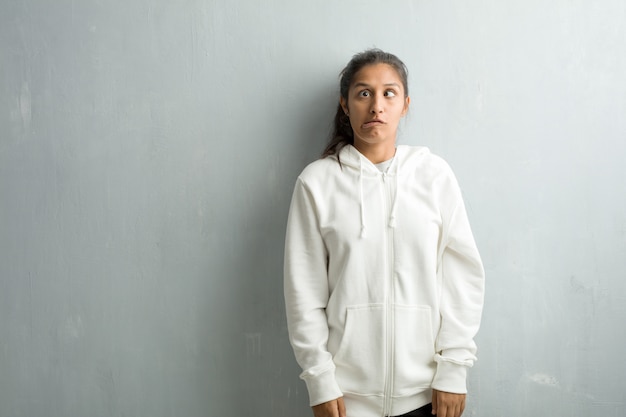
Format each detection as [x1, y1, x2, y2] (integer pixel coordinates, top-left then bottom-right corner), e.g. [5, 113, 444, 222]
[349, 101, 367, 115]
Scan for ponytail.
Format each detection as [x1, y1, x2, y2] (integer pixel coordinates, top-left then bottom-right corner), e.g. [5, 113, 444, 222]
[321, 103, 354, 160]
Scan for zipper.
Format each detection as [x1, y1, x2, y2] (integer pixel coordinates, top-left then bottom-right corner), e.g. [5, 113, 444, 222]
[381, 172, 396, 416]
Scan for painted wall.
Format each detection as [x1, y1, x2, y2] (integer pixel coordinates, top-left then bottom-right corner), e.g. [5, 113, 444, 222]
[1, 1, 625, 416]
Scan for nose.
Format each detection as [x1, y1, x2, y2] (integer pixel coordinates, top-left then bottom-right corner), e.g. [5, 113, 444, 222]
[370, 94, 383, 113]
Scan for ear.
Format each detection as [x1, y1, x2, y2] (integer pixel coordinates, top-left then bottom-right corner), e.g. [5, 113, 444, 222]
[340, 97, 348, 115]
[401, 96, 411, 116]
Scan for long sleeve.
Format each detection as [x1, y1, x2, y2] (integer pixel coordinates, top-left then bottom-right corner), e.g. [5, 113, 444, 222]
[431, 168, 485, 394]
[284, 178, 343, 406]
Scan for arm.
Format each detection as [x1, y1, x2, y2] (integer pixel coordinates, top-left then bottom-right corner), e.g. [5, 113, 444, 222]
[432, 167, 485, 396]
[284, 178, 343, 407]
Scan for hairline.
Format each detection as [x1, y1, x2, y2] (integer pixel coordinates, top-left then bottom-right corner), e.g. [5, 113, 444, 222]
[351, 81, 403, 89]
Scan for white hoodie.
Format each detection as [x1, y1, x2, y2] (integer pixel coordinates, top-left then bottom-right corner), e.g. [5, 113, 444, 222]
[284, 144, 485, 417]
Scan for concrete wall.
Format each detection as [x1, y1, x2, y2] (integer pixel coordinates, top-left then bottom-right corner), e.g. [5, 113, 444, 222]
[1, 1, 625, 416]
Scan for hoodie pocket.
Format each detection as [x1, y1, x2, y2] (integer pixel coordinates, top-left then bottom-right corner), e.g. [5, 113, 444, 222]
[332, 304, 385, 395]
[393, 305, 437, 395]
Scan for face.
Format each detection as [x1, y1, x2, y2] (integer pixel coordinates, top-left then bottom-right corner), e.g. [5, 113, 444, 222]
[340, 63, 410, 149]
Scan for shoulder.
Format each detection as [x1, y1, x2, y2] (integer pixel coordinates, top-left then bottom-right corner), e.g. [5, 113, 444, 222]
[398, 145, 455, 180]
[398, 146, 464, 213]
[297, 155, 342, 185]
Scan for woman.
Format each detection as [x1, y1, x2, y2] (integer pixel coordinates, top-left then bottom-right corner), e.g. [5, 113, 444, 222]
[284, 49, 484, 417]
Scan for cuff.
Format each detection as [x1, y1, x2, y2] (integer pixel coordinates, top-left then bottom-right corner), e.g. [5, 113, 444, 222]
[431, 359, 468, 394]
[301, 367, 343, 406]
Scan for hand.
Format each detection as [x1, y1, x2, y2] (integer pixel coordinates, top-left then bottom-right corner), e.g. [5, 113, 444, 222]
[431, 389, 466, 417]
[311, 397, 346, 417]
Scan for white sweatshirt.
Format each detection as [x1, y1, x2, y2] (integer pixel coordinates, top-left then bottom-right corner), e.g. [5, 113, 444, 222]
[284, 144, 485, 417]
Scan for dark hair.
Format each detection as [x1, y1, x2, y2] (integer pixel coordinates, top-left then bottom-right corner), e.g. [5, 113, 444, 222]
[322, 49, 409, 159]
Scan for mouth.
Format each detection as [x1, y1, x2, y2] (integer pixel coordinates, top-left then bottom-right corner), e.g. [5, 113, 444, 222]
[362, 120, 385, 128]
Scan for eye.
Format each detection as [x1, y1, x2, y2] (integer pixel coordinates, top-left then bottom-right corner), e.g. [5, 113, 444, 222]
[384, 90, 396, 97]
[358, 90, 371, 98]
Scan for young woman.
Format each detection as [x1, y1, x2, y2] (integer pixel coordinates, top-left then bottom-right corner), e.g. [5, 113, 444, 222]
[284, 49, 485, 417]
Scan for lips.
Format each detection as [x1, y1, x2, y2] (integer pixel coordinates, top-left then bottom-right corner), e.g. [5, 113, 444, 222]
[362, 119, 385, 128]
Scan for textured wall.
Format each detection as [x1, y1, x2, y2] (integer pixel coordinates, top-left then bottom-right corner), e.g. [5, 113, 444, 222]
[1, 1, 625, 416]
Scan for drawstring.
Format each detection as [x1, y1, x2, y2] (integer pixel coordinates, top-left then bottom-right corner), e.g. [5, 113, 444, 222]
[359, 157, 366, 238]
[388, 158, 399, 229]
[357, 148, 400, 238]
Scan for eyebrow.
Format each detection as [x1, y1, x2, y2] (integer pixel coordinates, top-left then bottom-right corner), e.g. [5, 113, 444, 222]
[352, 82, 401, 89]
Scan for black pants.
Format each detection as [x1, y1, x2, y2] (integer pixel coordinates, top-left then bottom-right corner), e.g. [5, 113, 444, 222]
[391, 403, 433, 417]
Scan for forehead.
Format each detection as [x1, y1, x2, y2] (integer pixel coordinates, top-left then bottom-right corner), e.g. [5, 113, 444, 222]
[350, 63, 404, 89]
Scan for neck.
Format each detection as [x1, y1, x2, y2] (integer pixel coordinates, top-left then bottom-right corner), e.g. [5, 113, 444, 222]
[353, 141, 397, 164]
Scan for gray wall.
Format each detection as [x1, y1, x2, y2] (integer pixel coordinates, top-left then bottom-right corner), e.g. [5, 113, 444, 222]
[1, 1, 625, 416]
